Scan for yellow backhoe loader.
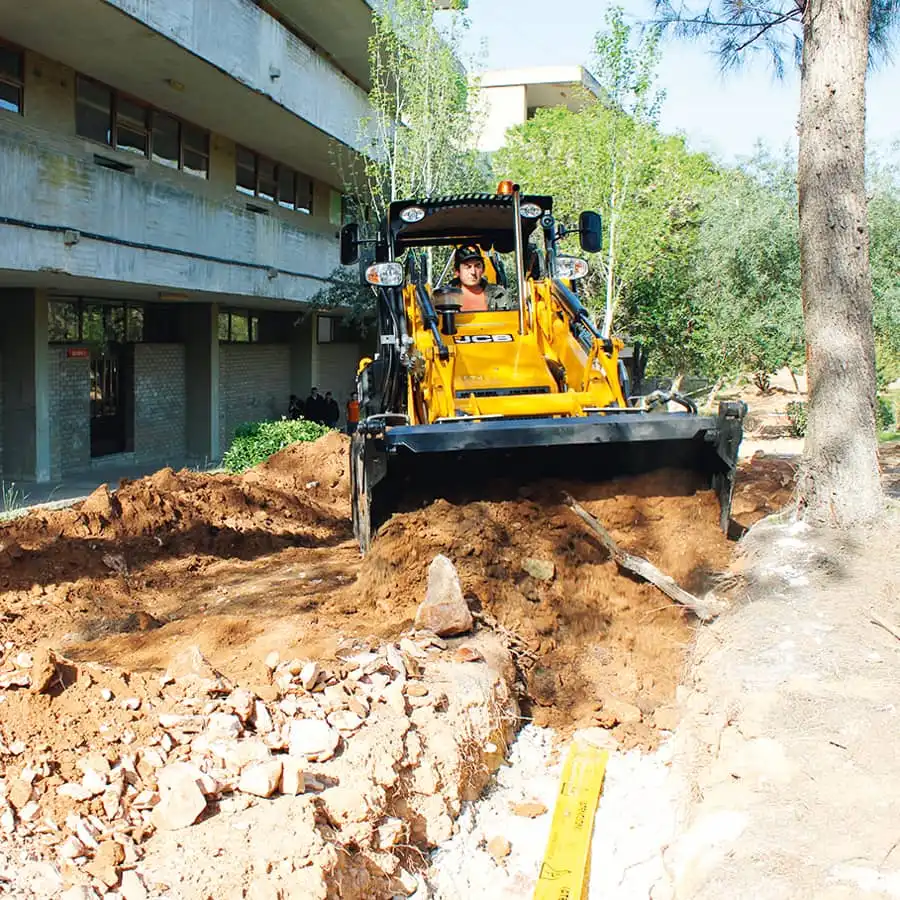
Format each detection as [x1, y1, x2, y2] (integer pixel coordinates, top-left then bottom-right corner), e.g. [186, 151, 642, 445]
[341, 182, 745, 551]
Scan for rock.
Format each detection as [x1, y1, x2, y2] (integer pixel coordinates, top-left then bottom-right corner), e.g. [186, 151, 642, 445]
[406, 683, 429, 697]
[151, 763, 207, 830]
[299, 661, 321, 691]
[83, 840, 124, 887]
[226, 688, 255, 722]
[511, 800, 547, 818]
[78, 752, 112, 777]
[653, 704, 680, 731]
[279, 757, 305, 796]
[58, 835, 87, 860]
[15, 651, 33, 668]
[81, 768, 108, 797]
[119, 870, 148, 900]
[251, 700, 274, 734]
[206, 713, 243, 739]
[375, 818, 406, 850]
[487, 835, 511, 860]
[158, 713, 206, 732]
[522, 558, 556, 581]
[238, 760, 283, 798]
[289, 719, 340, 761]
[100, 688, 114, 702]
[595, 697, 643, 727]
[414, 555, 473, 637]
[9, 779, 32, 809]
[29, 648, 62, 694]
[327, 710, 363, 732]
[453, 645, 484, 664]
[264, 651, 280, 671]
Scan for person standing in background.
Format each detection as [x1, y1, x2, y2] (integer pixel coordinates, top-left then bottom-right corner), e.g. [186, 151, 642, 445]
[324, 392, 340, 429]
[346, 392, 360, 435]
[305, 387, 325, 424]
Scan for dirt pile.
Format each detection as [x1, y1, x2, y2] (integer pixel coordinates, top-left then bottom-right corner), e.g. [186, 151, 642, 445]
[0, 632, 516, 899]
[356, 468, 766, 743]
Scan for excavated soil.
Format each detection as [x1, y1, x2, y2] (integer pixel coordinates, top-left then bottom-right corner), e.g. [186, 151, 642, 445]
[0, 437, 796, 763]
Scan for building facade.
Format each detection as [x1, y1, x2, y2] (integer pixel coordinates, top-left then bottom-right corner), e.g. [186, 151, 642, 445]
[475, 66, 604, 153]
[0, 0, 376, 483]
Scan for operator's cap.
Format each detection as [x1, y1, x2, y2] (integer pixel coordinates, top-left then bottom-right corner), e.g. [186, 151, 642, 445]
[454, 245, 483, 267]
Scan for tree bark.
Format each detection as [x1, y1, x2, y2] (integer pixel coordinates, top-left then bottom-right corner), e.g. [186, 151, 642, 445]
[796, 0, 884, 526]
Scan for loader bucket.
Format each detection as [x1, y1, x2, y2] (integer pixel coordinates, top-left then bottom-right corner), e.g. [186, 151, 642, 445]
[350, 402, 746, 552]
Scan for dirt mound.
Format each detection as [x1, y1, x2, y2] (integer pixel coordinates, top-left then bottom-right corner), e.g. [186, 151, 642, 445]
[243, 430, 351, 514]
[731, 453, 796, 526]
[0, 435, 355, 662]
[354, 469, 728, 744]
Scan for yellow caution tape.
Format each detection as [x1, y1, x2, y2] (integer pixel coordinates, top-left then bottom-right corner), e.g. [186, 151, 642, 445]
[533, 740, 609, 900]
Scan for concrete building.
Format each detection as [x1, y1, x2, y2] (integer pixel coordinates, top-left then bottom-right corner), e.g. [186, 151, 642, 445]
[0, 0, 377, 484]
[475, 65, 604, 153]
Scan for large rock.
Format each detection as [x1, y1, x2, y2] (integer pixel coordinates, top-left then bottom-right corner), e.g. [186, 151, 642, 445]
[237, 760, 283, 798]
[288, 719, 340, 761]
[151, 763, 207, 830]
[414, 555, 473, 637]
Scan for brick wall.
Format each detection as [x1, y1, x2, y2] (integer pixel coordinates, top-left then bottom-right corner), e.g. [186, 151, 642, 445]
[219, 345, 290, 452]
[48, 347, 90, 479]
[134, 345, 187, 465]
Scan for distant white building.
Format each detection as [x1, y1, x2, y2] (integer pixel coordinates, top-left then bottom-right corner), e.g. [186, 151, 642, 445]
[475, 65, 604, 153]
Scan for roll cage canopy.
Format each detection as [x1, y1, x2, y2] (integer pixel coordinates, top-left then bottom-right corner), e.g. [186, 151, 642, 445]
[387, 193, 554, 255]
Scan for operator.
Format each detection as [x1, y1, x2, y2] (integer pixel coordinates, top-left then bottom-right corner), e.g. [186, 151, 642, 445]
[450, 245, 514, 313]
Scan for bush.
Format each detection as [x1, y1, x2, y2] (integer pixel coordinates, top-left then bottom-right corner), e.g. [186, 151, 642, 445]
[786, 400, 807, 437]
[222, 418, 331, 473]
[877, 395, 896, 432]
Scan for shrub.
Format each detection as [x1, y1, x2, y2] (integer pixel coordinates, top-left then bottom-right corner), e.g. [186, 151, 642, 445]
[786, 400, 807, 437]
[877, 395, 896, 432]
[222, 418, 331, 473]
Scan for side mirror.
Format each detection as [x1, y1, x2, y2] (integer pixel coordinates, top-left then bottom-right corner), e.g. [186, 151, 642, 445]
[578, 211, 603, 254]
[340, 223, 359, 266]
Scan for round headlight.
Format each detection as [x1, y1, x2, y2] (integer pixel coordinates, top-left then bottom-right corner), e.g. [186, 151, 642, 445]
[399, 205, 426, 223]
[519, 202, 542, 219]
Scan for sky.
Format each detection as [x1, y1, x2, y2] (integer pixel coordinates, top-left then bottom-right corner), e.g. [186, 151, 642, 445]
[452, 0, 900, 165]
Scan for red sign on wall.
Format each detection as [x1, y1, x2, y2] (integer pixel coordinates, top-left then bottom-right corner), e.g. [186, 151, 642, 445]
[66, 348, 90, 359]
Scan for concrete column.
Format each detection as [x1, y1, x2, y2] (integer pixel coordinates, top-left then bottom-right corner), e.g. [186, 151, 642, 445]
[182, 303, 221, 464]
[290, 311, 315, 397]
[0, 289, 51, 482]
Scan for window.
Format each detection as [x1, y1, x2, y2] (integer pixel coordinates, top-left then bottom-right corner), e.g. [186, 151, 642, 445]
[316, 314, 358, 344]
[218, 310, 260, 343]
[116, 97, 149, 156]
[0, 42, 23, 115]
[75, 75, 209, 179]
[48, 300, 145, 343]
[234, 146, 313, 214]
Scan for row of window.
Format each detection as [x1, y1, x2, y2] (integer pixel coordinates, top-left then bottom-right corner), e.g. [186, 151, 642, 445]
[49, 301, 145, 344]
[1, 40, 314, 214]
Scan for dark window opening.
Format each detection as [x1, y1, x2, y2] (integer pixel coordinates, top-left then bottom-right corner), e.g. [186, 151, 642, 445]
[219, 309, 261, 343]
[235, 146, 313, 214]
[0, 42, 23, 115]
[151, 112, 180, 169]
[316, 314, 358, 344]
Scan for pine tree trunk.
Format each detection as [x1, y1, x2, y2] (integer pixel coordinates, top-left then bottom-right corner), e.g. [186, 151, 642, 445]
[795, 0, 883, 526]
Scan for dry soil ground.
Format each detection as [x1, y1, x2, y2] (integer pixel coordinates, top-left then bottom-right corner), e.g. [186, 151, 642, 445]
[0, 399, 897, 898]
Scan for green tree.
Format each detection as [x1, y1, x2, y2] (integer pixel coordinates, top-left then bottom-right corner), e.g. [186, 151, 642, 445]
[688, 164, 804, 388]
[354, 0, 484, 221]
[591, 7, 667, 336]
[653, 0, 898, 526]
[497, 104, 718, 370]
[868, 148, 900, 386]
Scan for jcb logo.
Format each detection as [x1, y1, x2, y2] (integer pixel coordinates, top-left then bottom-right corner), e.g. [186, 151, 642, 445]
[454, 334, 514, 344]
